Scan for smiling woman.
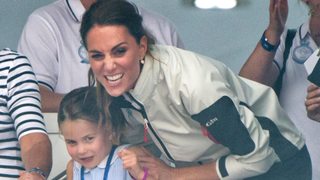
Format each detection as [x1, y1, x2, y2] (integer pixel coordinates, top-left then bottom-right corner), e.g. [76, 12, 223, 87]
[86, 25, 147, 97]
[80, 0, 311, 180]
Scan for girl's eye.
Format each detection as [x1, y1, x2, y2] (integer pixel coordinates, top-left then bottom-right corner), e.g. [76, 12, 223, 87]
[66, 140, 76, 145]
[86, 137, 94, 141]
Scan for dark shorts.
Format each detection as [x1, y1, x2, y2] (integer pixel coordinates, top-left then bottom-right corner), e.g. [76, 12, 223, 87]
[245, 145, 312, 180]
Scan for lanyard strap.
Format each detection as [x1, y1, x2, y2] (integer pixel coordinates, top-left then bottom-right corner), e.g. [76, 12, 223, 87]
[81, 145, 117, 180]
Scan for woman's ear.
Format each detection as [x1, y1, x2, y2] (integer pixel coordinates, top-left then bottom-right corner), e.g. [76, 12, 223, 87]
[139, 36, 148, 59]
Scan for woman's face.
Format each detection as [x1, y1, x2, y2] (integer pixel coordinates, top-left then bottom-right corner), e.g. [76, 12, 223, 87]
[87, 25, 147, 97]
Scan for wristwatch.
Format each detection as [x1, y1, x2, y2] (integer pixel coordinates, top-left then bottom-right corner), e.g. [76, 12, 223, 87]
[260, 31, 280, 51]
[29, 167, 47, 179]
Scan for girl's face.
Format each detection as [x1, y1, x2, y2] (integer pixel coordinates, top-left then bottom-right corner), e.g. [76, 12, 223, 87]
[60, 119, 112, 169]
[87, 25, 147, 97]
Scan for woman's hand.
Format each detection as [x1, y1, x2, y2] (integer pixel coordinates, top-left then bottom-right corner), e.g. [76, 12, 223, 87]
[138, 147, 174, 180]
[305, 84, 320, 122]
[118, 149, 145, 180]
[268, 0, 288, 37]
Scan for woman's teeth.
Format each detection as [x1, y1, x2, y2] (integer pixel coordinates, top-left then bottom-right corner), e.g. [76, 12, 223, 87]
[106, 74, 123, 84]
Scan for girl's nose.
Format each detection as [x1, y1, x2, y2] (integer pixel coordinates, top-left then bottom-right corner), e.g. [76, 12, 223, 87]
[78, 144, 88, 154]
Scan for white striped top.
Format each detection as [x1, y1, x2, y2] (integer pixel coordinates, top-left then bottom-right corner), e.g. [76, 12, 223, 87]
[0, 49, 47, 179]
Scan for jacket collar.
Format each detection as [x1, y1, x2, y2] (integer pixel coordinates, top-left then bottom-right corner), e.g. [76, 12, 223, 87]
[66, 0, 86, 22]
[130, 45, 161, 103]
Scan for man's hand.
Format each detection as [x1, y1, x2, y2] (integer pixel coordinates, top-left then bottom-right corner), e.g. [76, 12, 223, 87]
[305, 84, 320, 122]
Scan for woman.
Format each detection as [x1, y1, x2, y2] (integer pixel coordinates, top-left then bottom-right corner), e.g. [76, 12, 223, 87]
[239, 0, 320, 179]
[81, 0, 311, 179]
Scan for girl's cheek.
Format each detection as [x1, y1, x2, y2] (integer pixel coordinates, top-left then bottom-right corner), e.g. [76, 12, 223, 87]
[67, 147, 77, 158]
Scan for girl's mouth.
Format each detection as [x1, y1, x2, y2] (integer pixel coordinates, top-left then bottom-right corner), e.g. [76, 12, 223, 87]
[80, 156, 93, 163]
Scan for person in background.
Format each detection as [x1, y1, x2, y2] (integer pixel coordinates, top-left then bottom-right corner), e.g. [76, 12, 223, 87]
[305, 84, 320, 123]
[238, 0, 320, 179]
[0, 49, 52, 180]
[81, 0, 311, 179]
[58, 87, 154, 180]
[17, 0, 184, 113]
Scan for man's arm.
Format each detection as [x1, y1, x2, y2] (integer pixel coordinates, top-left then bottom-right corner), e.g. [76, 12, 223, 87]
[239, 0, 288, 86]
[20, 133, 52, 179]
[39, 85, 65, 112]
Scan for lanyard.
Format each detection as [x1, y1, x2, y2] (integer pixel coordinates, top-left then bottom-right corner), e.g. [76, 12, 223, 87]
[81, 145, 117, 180]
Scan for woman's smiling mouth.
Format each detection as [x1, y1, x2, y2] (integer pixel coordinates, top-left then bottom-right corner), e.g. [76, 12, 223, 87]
[105, 74, 124, 84]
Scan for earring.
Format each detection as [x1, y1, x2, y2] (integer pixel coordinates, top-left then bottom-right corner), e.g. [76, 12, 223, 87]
[140, 59, 145, 64]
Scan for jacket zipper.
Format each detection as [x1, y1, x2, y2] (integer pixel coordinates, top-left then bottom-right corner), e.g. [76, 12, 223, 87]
[126, 92, 174, 161]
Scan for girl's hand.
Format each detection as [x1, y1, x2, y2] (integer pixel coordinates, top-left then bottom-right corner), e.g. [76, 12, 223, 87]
[305, 84, 320, 122]
[119, 149, 145, 180]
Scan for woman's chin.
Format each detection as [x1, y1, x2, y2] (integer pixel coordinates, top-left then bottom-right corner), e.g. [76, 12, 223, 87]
[106, 89, 125, 97]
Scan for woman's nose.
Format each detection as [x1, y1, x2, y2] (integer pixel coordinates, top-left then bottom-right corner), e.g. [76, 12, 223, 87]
[103, 56, 116, 71]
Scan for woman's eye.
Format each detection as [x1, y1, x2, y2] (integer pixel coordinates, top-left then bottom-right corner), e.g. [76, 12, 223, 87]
[91, 54, 103, 60]
[115, 48, 126, 56]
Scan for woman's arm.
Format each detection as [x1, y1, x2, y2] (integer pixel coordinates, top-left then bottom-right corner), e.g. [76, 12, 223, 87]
[138, 147, 219, 180]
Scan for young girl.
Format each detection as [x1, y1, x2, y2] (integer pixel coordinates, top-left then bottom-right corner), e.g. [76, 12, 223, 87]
[58, 86, 151, 180]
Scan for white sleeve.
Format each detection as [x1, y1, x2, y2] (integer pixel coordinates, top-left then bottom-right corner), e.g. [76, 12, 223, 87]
[166, 50, 281, 179]
[17, 13, 59, 91]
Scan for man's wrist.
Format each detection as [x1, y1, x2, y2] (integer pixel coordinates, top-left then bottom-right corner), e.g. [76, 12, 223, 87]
[29, 167, 47, 179]
[260, 30, 280, 51]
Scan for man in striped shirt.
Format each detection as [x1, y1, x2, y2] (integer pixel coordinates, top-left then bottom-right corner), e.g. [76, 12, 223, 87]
[0, 49, 52, 179]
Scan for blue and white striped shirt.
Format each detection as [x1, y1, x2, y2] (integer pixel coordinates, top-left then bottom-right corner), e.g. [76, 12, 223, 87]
[0, 49, 47, 179]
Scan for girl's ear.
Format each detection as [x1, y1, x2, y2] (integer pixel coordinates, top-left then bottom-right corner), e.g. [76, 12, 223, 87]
[139, 36, 147, 60]
[108, 131, 115, 141]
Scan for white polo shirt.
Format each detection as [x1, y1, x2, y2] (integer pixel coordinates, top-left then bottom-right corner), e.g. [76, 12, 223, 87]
[273, 19, 320, 179]
[17, 0, 184, 94]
